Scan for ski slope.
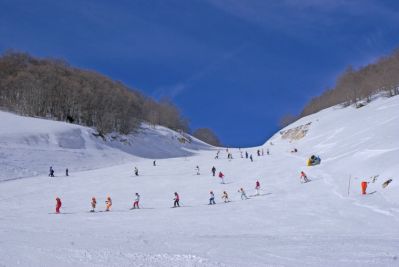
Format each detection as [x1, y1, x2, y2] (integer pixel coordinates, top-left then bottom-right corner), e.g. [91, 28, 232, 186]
[0, 111, 209, 181]
[0, 96, 399, 266]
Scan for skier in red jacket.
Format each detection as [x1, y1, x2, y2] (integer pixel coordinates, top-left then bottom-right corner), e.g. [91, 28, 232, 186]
[255, 180, 261, 195]
[55, 197, 62, 213]
[218, 172, 225, 184]
[300, 171, 310, 183]
[173, 192, 180, 207]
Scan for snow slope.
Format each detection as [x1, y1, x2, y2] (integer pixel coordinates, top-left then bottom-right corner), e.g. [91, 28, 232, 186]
[0, 96, 399, 266]
[0, 111, 210, 181]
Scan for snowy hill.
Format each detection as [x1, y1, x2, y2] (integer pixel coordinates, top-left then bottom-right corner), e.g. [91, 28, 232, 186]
[268, 96, 399, 207]
[0, 96, 399, 266]
[0, 111, 210, 181]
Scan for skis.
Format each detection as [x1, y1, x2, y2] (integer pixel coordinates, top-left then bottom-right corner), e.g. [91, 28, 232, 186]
[248, 193, 271, 197]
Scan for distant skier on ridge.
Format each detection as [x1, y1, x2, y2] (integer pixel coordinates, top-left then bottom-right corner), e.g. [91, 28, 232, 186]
[134, 167, 139, 176]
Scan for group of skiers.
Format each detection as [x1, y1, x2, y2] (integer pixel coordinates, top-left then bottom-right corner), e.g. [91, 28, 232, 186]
[51, 148, 275, 214]
[214, 147, 271, 162]
[54, 180, 264, 213]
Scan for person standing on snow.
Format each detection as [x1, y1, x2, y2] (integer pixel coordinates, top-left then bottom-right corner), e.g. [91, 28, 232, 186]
[132, 193, 140, 209]
[218, 171, 225, 184]
[209, 191, 216, 205]
[90, 197, 97, 212]
[65, 168, 69, 176]
[49, 166, 55, 177]
[222, 191, 229, 203]
[134, 167, 139, 176]
[105, 196, 112, 211]
[195, 165, 200, 175]
[255, 180, 261, 195]
[245, 151, 248, 159]
[153, 160, 156, 166]
[173, 192, 180, 207]
[55, 197, 62, 213]
[300, 171, 310, 183]
[250, 155, 253, 162]
[239, 188, 249, 200]
[211, 166, 216, 176]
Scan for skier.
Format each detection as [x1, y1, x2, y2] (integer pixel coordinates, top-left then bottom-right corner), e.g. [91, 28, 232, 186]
[153, 160, 156, 166]
[218, 171, 225, 184]
[257, 150, 260, 156]
[105, 196, 112, 211]
[255, 180, 261, 195]
[173, 192, 180, 207]
[132, 193, 140, 209]
[65, 168, 69, 177]
[211, 166, 216, 176]
[382, 179, 392, 188]
[209, 191, 216, 205]
[90, 197, 97, 212]
[49, 166, 55, 177]
[239, 188, 249, 200]
[250, 155, 253, 162]
[267, 148, 270, 155]
[222, 191, 229, 203]
[361, 181, 368, 195]
[195, 165, 200, 175]
[300, 171, 310, 183]
[55, 197, 62, 213]
[245, 151, 248, 159]
[134, 167, 139, 176]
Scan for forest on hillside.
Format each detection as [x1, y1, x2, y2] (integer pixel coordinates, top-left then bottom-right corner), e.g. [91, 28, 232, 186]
[0, 51, 192, 135]
[280, 48, 399, 127]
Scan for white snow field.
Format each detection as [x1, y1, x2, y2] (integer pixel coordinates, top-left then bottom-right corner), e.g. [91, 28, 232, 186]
[0, 96, 399, 266]
[0, 111, 210, 181]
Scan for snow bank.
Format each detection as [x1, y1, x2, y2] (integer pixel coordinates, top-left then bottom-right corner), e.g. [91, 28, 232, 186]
[0, 111, 211, 181]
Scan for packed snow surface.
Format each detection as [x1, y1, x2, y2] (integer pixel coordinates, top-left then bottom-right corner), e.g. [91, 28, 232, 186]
[0, 111, 209, 181]
[1, 96, 399, 266]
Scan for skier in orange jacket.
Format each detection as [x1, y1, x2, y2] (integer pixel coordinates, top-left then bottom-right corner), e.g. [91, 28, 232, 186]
[105, 196, 112, 211]
[361, 181, 368, 195]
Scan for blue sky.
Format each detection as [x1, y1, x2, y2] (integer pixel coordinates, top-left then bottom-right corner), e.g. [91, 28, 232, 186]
[1, 0, 399, 146]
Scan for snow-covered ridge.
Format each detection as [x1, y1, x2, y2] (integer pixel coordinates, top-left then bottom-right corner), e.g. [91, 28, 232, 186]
[0, 111, 211, 181]
[267, 95, 399, 204]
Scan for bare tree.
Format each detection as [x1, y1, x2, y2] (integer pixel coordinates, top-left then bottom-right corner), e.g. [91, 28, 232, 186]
[193, 128, 221, 146]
